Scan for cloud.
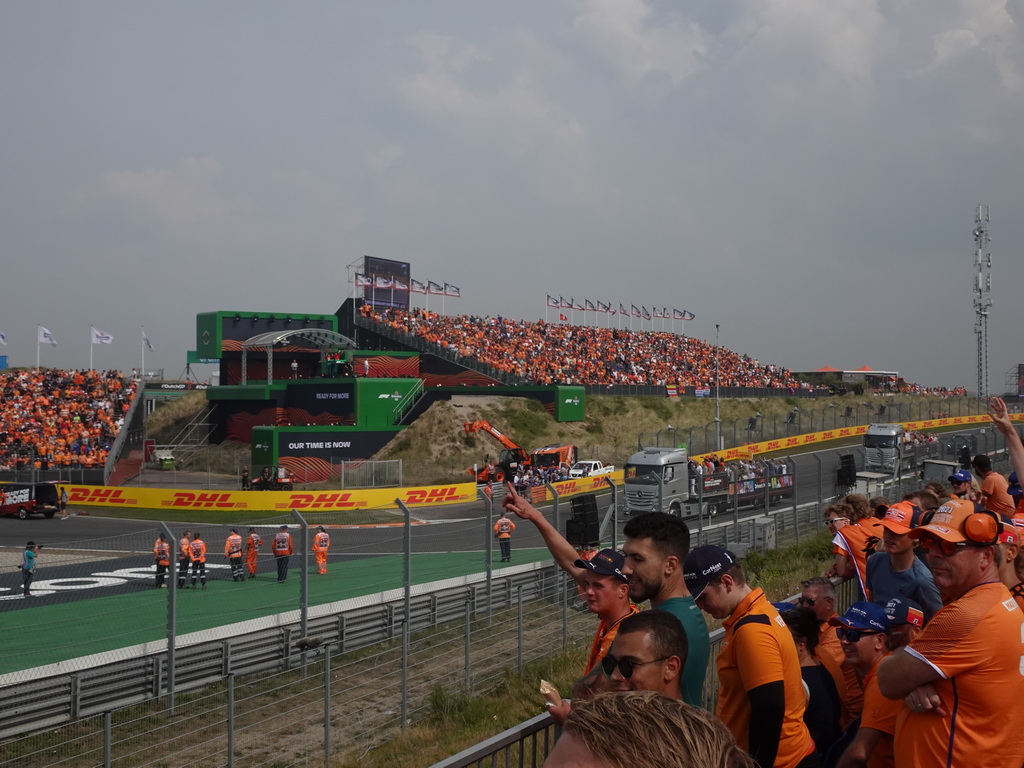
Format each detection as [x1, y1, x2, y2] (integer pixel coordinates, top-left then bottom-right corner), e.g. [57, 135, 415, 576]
[572, 0, 709, 86]
[396, 31, 605, 206]
[92, 157, 262, 254]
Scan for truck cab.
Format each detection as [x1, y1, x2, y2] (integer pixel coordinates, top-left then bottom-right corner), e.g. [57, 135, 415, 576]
[623, 447, 702, 519]
[863, 423, 904, 474]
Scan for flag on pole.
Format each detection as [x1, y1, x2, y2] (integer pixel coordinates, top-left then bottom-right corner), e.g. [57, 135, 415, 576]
[596, 301, 609, 313]
[652, 307, 663, 319]
[584, 299, 596, 311]
[682, 310, 696, 321]
[374, 275, 393, 289]
[641, 306, 652, 320]
[91, 327, 113, 345]
[411, 279, 427, 294]
[559, 313, 569, 322]
[607, 302, 617, 315]
[560, 296, 572, 309]
[0, 332, 6, 345]
[38, 326, 57, 346]
[546, 295, 559, 308]
[444, 283, 461, 298]
[143, 329, 155, 351]
[619, 303, 629, 315]
[393, 278, 409, 291]
[672, 309, 684, 320]
[631, 305, 641, 318]
[571, 298, 584, 311]
[354, 273, 372, 287]
[427, 281, 444, 295]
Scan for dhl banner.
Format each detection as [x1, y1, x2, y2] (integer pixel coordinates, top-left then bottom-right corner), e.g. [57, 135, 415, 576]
[525, 471, 626, 504]
[690, 413, 996, 463]
[66, 483, 483, 512]
[65, 474, 627, 512]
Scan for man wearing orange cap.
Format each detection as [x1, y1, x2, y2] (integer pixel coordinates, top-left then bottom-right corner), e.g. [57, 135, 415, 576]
[877, 498, 1024, 767]
[994, 519, 1024, 610]
[864, 501, 942, 621]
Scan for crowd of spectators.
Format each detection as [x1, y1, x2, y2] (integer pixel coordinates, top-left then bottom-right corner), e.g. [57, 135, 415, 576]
[0, 369, 135, 471]
[364, 305, 804, 389]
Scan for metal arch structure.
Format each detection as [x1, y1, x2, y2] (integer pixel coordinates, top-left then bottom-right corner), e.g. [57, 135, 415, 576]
[241, 328, 357, 385]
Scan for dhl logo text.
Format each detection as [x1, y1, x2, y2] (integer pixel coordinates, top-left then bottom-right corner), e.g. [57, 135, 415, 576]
[403, 487, 462, 504]
[68, 488, 135, 505]
[279, 493, 366, 510]
[162, 492, 238, 509]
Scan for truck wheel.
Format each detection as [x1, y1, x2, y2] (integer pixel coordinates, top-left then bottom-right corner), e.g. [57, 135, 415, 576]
[18, 507, 29, 520]
[44, 510, 55, 519]
[280, 483, 293, 491]
[669, 502, 682, 518]
[494, 470, 506, 483]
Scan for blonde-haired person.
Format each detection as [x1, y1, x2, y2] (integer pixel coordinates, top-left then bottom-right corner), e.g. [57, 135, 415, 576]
[543, 690, 755, 768]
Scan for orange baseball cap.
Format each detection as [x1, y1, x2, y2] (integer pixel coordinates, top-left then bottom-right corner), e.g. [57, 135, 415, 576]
[909, 498, 982, 544]
[879, 501, 922, 535]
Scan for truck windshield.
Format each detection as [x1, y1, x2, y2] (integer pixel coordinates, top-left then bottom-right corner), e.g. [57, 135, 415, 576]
[864, 435, 897, 448]
[625, 463, 677, 483]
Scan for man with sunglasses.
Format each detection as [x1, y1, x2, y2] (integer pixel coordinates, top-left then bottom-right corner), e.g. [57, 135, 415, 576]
[829, 603, 899, 768]
[603, 610, 687, 700]
[877, 498, 1024, 767]
[685, 545, 815, 768]
[799, 576, 863, 723]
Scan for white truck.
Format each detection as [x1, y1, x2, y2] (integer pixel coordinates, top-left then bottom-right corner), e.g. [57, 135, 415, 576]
[863, 423, 904, 474]
[569, 460, 615, 478]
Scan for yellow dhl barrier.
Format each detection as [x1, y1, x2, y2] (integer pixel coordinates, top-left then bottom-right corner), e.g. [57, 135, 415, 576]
[66, 471, 626, 512]
[691, 414, 994, 463]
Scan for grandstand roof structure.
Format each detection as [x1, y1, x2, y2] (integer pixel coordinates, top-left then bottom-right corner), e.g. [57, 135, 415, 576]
[240, 328, 357, 385]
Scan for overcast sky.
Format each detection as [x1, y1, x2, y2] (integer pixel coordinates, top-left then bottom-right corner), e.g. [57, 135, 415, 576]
[1, 1, 1021, 391]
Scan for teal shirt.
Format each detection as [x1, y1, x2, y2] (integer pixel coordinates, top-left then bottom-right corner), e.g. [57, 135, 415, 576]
[655, 596, 710, 708]
[22, 549, 36, 572]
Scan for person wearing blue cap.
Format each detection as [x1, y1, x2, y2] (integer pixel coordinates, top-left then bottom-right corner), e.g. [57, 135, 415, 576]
[882, 597, 924, 651]
[828, 602, 897, 768]
[684, 545, 815, 768]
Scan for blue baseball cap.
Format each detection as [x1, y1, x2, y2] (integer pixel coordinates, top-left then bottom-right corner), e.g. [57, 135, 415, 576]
[884, 597, 924, 627]
[574, 548, 629, 584]
[949, 469, 972, 484]
[828, 601, 890, 634]
[683, 545, 737, 599]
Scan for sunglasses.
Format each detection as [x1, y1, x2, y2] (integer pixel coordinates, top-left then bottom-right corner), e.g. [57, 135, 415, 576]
[835, 628, 880, 644]
[918, 537, 971, 557]
[601, 655, 669, 679]
[796, 596, 816, 607]
[824, 517, 849, 526]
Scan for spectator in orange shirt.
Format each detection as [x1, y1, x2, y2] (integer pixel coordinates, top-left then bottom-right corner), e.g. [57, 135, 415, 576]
[971, 453, 1015, 516]
[877, 499, 1024, 767]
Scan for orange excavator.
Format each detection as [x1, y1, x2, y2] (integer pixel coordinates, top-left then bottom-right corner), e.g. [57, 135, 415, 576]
[464, 420, 577, 483]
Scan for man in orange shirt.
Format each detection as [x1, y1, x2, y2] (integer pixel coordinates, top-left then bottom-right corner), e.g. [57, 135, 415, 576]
[189, 531, 208, 590]
[224, 528, 244, 582]
[830, 504, 884, 599]
[312, 526, 330, 575]
[272, 525, 294, 583]
[176, 530, 191, 590]
[245, 527, 262, 579]
[493, 511, 515, 562]
[685, 545, 815, 768]
[831, 603, 899, 768]
[877, 498, 1024, 767]
[971, 453, 1015, 516]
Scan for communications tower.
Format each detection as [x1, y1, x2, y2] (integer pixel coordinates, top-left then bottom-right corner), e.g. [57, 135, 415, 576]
[973, 205, 992, 399]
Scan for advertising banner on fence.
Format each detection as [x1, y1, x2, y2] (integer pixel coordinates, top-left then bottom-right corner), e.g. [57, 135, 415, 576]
[65, 482, 483, 512]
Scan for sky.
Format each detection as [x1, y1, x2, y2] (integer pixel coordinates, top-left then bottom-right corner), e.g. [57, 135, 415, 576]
[1, 1, 1021, 392]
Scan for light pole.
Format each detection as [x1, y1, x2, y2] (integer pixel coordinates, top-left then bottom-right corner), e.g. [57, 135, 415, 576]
[714, 324, 721, 452]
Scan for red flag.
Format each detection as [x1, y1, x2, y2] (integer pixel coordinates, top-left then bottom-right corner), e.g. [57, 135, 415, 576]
[559, 313, 568, 321]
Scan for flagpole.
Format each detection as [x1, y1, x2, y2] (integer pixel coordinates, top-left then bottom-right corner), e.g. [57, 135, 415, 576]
[141, 326, 146, 377]
[36, 325, 40, 372]
[90, 327, 94, 372]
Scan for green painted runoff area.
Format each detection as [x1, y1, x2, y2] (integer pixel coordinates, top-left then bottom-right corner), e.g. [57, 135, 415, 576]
[0, 548, 552, 674]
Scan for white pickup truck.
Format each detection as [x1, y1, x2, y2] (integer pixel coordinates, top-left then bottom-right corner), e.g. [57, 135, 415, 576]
[569, 460, 615, 478]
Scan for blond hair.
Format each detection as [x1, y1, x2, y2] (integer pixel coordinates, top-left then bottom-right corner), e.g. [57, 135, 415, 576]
[563, 691, 755, 768]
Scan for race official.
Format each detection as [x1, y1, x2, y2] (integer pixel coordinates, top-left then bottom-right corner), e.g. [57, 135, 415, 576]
[312, 526, 330, 575]
[273, 525, 293, 583]
[189, 532, 208, 589]
[246, 527, 262, 579]
[176, 530, 192, 589]
[493, 512, 515, 562]
[153, 533, 171, 588]
[224, 528, 244, 582]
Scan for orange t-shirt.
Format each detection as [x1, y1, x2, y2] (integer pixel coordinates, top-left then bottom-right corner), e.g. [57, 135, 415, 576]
[833, 520, 884, 597]
[980, 472, 1015, 516]
[893, 582, 1024, 767]
[585, 605, 639, 674]
[860, 659, 900, 768]
[717, 588, 814, 768]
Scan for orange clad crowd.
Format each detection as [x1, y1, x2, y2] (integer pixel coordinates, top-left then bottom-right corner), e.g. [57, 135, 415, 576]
[0, 369, 136, 471]
[363, 306, 805, 389]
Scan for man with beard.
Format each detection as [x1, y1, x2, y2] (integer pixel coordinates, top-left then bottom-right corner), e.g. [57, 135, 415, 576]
[621, 512, 710, 706]
[602, 610, 687, 700]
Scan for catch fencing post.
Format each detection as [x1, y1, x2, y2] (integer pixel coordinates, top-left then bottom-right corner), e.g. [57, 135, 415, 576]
[293, 509, 309, 669]
[227, 673, 235, 768]
[790, 458, 800, 544]
[159, 522, 177, 715]
[603, 477, 618, 550]
[397, 498, 412, 728]
[517, 585, 524, 675]
[477, 487, 494, 624]
[324, 644, 332, 763]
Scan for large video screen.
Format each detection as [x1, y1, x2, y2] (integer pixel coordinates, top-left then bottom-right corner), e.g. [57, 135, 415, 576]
[363, 256, 411, 310]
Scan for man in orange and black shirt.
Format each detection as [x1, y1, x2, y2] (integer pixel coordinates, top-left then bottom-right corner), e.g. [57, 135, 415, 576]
[877, 498, 1024, 767]
[685, 545, 815, 768]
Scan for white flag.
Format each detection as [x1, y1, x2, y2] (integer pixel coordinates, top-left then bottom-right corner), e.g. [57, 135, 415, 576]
[142, 329, 155, 351]
[0, 332, 6, 345]
[38, 326, 57, 346]
[91, 326, 113, 345]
